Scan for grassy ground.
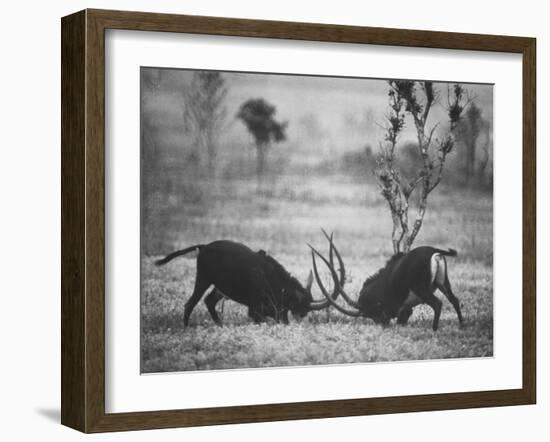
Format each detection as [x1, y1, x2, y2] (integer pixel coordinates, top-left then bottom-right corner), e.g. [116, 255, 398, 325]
[141, 173, 493, 373]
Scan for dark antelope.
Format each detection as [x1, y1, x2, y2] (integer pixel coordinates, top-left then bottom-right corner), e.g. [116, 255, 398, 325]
[309, 232, 464, 331]
[155, 240, 339, 326]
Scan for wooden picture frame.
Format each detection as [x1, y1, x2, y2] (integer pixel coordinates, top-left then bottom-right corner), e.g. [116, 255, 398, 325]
[61, 8, 536, 433]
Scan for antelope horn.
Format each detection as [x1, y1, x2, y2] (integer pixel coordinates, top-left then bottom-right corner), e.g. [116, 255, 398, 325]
[321, 229, 336, 273]
[309, 246, 363, 317]
[321, 229, 344, 286]
[306, 240, 337, 311]
[320, 230, 360, 309]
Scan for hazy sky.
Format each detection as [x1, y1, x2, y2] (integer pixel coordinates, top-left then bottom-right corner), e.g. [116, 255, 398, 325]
[225, 70, 492, 143]
[143, 67, 493, 157]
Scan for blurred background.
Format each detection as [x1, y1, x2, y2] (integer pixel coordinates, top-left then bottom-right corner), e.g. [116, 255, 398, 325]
[140, 68, 494, 372]
[140, 68, 493, 262]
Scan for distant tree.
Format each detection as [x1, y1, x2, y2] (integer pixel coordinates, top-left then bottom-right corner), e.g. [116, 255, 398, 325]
[456, 102, 483, 185]
[375, 81, 473, 253]
[141, 68, 169, 251]
[476, 125, 492, 186]
[141, 69, 163, 190]
[237, 98, 288, 178]
[183, 71, 228, 171]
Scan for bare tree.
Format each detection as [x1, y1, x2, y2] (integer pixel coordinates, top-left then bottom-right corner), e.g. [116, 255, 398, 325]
[455, 102, 493, 187]
[183, 71, 228, 172]
[237, 98, 288, 179]
[375, 81, 472, 253]
[477, 124, 492, 186]
[456, 102, 483, 185]
[141, 69, 163, 192]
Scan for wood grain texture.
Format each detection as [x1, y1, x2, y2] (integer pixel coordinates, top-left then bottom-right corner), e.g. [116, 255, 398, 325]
[89, 8, 532, 53]
[60, 8, 537, 433]
[61, 10, 86, 432]
[85, 9, 107, 433]
[522, 37, 536, 402]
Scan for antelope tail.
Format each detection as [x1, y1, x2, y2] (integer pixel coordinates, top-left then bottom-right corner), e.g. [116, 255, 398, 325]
[430, 247, 457, 257]
[154, 245, 203, 266]
[439, 248, 457, 257]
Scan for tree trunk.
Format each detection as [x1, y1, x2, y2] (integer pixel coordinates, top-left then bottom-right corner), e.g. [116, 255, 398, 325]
[477, 140, 490, 187]
[206, 127, 216, 174]
[465, 137, 476, 185]
[256, 142, 267, 179]
[207, 140, 216, 174]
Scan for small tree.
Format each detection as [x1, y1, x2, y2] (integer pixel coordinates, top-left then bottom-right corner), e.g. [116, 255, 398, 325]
[183, 71, 228, 171]
[236, 98, 288, 178]
[141, 69, 163, 191]
[457, 102, 483, 185]
[375, 81, 472, 253]
[477, 125, 492, 186]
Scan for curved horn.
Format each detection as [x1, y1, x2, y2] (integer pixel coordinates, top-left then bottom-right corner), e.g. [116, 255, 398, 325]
[322, 229, 344, 286]
[305, 232, 340, 310]
[308, 299, 332, 311]
[306, 243, 338, 310]
[320, 230, 361, 309]
[309, 246, 363, 317]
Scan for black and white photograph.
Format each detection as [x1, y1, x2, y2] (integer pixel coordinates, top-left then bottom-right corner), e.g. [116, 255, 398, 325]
[140, 67, 494, 373]
[3, 0, 545, 439]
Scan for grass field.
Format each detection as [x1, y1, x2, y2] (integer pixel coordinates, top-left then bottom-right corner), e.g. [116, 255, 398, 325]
[141, 172, 493, 373]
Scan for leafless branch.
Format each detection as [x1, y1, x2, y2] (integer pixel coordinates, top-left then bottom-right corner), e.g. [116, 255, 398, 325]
[374, 81, 472, 252]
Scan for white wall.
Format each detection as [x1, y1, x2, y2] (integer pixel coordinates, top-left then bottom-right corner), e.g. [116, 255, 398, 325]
[0, 0, 546, 440]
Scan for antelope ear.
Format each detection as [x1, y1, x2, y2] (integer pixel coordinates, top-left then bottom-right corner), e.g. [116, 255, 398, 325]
[305, 270, 314, 291]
